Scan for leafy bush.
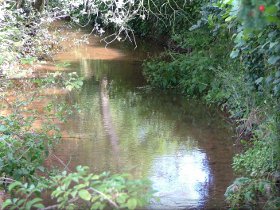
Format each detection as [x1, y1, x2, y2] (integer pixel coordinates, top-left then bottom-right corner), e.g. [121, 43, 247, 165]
[225, 177, 280, 209]
[0, 113, 59, 181]
[129, 0, 205, 38]
[3, 166, 153, 210]
[143, 27, 233, 98]
[142, 0, 280, 209]
[144, 52, 216, 96]
[0, 2, 153, 209]
[233, 118, 280, 177]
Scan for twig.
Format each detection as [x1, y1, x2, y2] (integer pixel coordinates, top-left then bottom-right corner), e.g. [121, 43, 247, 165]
[51, 154, 72, 172]
[0, 177, 15, 184]
[89, 187, 119, 209]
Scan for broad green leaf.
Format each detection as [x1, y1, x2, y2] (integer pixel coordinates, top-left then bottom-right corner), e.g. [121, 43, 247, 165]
[116, 193, 128, 204]
[2, 199, 12, 209]
[78, 189, 91, 201]
[225, 16, 234, 22]
[71, 190, 78, 198]
[91, 175, 99, 180]
[127, 198, 137, 210]
[264, 5, 278, 16]
[74, 183, 87, 190]
[8, 181, 22, 191]
[26, 198, 43, 210]
[15, 199, 25, 206]
[90, 201, 102, 210]
[33, 203, 45, 209]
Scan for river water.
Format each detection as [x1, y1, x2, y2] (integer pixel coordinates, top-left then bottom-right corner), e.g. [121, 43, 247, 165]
[49, 29, 235, 209]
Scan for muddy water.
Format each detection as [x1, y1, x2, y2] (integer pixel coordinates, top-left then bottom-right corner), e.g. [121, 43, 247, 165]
[50, 31, 235, 209]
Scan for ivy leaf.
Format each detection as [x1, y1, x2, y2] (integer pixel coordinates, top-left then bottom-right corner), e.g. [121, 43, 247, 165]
[268, 56, 280, 65]
[78, 189, 91, 201]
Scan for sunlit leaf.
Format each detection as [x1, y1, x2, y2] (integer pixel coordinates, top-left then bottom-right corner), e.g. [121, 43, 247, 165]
[8, 181, 22, 191]
[230, 50, 239, 58]
[2, 199, 13, 209]
[127, 198, 137, 210]
[26, 198, 43, 210]
[78, 189, 91, 201]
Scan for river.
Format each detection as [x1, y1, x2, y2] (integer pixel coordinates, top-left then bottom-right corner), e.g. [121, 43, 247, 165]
[48, 26, 235, 209]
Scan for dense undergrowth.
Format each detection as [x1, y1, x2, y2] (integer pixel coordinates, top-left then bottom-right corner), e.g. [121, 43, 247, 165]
[0, 0, 279, 209]
[0, 1, 152, 209]
[140, 0, 280, 209]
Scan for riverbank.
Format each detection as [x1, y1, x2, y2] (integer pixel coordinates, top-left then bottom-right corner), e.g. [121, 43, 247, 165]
[0, 5, 152, 208]
[1, 0, 279, 208]
[139, 4, 280, 209]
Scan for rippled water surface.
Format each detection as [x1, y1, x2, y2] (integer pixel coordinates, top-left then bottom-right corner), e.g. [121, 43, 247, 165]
[50, 31, 235, 209]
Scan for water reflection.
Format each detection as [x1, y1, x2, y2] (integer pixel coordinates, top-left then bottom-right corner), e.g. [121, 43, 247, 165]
[150, 150, 211, 209]
[52, 42, 234, 209]
[100, 77, 121, 168]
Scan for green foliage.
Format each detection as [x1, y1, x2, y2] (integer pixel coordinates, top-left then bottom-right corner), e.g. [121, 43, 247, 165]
[0, 113, 60, 181]
[129, 0, 205, 37]
[143, 28, 233, 97]
[171, 29, 213, 49]
[2, 181, 47, 210]
[143, 0, 280, 209]
[225, 177, 280, 209]
[42, 71, 84, 91]
[0, 3, 153, 209]
[1, 0, 278, 209]
[144, 52, 215, 96]
[3, 166, 153, 210]
[194, 0, 280, 96]
[233, 117, 280, 177]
